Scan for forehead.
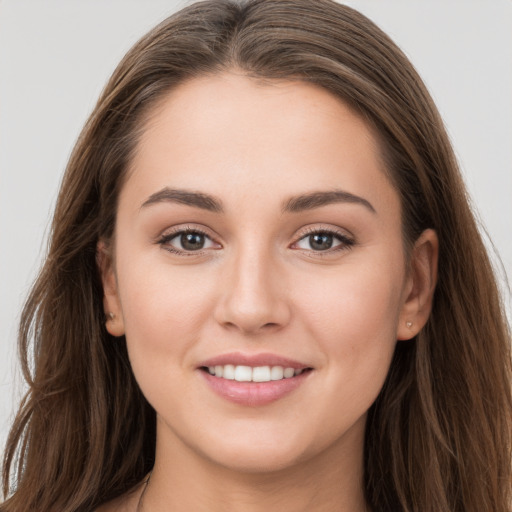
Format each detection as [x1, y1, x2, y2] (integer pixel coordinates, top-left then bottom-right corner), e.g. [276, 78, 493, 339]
[125, 72, 398, 215]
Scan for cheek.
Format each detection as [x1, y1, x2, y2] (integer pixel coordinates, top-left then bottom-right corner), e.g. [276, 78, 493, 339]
[285, 261, 404, 450]
[115, 252, 216, 374]
[296, 257, 404, 378]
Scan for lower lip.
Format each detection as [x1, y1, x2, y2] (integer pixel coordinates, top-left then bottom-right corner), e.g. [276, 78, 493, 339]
[199, 369, 312, 406]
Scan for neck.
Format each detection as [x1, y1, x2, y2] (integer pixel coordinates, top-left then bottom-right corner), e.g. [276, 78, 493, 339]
[140, 416, 369, 512]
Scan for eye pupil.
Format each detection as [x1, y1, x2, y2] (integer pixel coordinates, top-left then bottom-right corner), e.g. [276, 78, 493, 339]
[181, 232, 204, 250]
[309, 233, 333, 251]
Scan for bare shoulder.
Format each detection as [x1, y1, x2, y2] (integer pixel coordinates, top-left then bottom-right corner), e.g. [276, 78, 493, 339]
[94, 480, 146, 512]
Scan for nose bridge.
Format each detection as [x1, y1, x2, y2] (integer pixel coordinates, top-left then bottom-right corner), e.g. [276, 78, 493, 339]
[215, 238, 290, 334]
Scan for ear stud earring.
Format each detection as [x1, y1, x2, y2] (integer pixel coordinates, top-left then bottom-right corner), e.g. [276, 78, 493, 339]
[107, 312, 115, 321]
[406, 321, 413, 328]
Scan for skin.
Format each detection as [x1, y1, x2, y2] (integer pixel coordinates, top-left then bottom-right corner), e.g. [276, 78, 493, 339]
[98, 72, 438, 512]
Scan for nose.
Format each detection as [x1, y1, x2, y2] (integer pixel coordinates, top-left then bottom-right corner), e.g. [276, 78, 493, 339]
[213, 247, 291, 335]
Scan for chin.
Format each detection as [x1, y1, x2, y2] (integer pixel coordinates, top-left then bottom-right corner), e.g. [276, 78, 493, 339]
[203, 443, 308, 475]
[191, 422, 339, 476]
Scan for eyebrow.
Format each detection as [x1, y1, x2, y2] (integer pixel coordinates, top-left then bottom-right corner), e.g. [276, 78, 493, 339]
[282, 190, 376, 214]
[140, 187, 375, 215]
[141, 188, 223, 213]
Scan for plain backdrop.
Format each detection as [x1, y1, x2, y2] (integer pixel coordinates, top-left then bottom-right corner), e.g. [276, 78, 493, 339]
[1, 0, 511, 462]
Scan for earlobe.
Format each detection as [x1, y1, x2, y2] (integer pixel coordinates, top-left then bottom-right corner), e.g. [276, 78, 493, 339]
[97, 240, 125, 337]
[397, 229, 439, 340]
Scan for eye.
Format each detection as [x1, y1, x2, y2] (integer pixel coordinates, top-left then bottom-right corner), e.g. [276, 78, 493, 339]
[158, 228, 218, 254]
[293, 229, 354, 252]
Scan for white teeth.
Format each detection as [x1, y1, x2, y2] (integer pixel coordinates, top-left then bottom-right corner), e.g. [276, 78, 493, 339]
[283, 367, 295, 378]
[223, 364, 235, 380]
[270, 366, 284, 380]
[206, 364, 307, 382]
[252, 366, 271, 382]
[234, 365, 252, 382]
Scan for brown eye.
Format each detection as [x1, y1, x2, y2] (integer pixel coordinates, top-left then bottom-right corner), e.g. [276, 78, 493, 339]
[309, 233, 334, 251]
[293, 229, 354, 253]
[159, 229, 217, 253]
[180, 232, 206, 251]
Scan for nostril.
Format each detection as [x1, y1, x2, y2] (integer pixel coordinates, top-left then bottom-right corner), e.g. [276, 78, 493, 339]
[213, 279, 292, 334]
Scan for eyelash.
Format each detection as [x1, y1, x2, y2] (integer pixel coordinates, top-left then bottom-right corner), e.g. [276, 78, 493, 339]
[293, 227, 355, 256]
[156, 226, 355, 256]
[157, 226, 216, 256]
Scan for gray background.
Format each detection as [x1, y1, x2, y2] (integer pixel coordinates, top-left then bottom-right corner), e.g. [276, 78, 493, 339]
[1, 0, 511, 460]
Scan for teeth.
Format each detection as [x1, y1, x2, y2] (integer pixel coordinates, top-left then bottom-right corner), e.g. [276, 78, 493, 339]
[270, 366, 284, 380]
[223, 364, 235, 380]
[253, 366, 270, 382]
[283, 367, 295, 378]
[206, 365, 306, 382]
[234, 365, 252, 382]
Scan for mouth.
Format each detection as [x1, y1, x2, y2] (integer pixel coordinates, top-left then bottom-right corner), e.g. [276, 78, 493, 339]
[200, 365, 312, 382]
[197, 353, 314, 406]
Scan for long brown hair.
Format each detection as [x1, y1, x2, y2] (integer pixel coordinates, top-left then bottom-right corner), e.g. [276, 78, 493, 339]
[2, 1, 511, 511]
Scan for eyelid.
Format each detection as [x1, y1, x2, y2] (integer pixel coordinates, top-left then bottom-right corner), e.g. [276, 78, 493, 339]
[290, 225, 355, 253]
[155, 223, 354, 256]
[156, 224, 222, 255]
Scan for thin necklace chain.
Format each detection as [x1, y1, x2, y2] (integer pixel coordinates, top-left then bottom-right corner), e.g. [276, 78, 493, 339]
[136, 471, 152, 512]
[134, 471, 371, 512]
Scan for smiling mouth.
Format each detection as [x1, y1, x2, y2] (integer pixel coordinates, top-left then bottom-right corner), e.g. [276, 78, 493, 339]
[200, 365, 313, 383]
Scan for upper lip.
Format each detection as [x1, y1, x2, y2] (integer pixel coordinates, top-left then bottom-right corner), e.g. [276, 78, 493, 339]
[198, 352, 311, 370]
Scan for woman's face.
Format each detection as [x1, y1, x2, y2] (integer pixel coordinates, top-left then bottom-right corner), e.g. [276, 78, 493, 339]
[102, 73, 426, 473]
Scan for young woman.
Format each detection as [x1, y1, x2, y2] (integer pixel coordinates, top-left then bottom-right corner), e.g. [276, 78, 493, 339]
[2, 1, 511, 511]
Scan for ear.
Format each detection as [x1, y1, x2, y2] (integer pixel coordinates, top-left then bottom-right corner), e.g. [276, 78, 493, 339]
[97, 240, 125, 337]
[397, 229, 438, 340]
